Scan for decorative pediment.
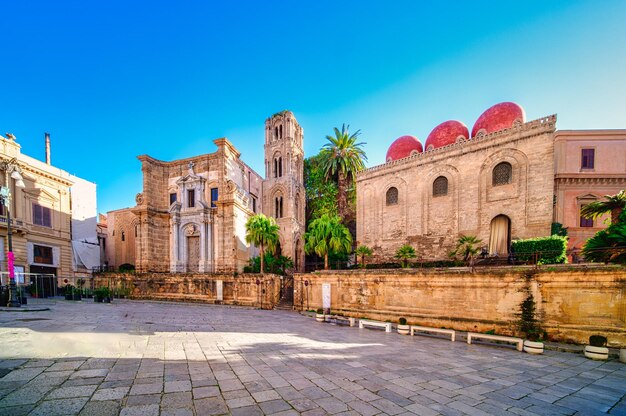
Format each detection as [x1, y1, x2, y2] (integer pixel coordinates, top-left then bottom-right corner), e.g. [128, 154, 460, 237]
[176, 174, 206, 186]
[22, 187, 59, 202]
[576, 193, 599, 201]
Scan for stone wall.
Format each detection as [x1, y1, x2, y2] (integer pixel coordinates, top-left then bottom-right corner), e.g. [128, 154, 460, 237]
[94, 273, 281, 309]
[294, 267, 626, 347]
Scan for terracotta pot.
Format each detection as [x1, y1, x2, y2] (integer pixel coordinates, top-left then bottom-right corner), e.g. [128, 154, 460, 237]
[584, 345, 608, 360]
[523, 340, 544, 354]
[397, 324, 410, 335]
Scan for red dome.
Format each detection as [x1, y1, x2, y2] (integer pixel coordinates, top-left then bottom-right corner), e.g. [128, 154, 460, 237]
[471, 102, 526, 138]
[424, 120, 469, 151]
[386, 135, 423, 162]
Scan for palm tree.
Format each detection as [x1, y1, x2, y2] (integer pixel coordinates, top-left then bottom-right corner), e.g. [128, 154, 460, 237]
[449, 235, 483, 271]
[581, 211, 626, 263]
[355, 245, 373, 269]
[580, 190, 626, 225]
[319, 124, 367, 222]
[395, 244, 416, 268]
[304, 214, 352, 270]
[245, 214, 280, 273]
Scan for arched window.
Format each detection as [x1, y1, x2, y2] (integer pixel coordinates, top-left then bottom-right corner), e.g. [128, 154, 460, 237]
[279, 125, 283, 139]
[433, 176, 448, 197]
[278, 157, 282, 177]
[274, 159, 278, 178]
[275, 196, 283, 218]
[492, 162, 512, 186]
[275, 127, 279, 140]
[386, 187, 398, 206]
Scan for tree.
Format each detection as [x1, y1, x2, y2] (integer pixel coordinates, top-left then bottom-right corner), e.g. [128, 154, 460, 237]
[318, 125, 367, 223]
[581, 211, 626, 264]
[245, 214, 280, 273]
[304, 214, 352, 270]
[395, 244, 416, 268]
[304, 155, 338, 222]
[449, 235, 483, 270]
[580, 190, 626, 225]
[276, 255, 294, 275]
[355, 245, 373, 269]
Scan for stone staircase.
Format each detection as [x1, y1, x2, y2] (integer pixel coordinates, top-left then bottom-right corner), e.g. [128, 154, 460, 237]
[274, 276, 294, 311]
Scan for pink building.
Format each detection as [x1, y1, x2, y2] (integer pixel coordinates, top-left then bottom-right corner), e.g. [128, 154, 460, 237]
[554, 130, 626, 255]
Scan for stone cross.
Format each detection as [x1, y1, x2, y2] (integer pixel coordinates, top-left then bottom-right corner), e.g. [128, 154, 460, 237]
[188, 161, 195, 175]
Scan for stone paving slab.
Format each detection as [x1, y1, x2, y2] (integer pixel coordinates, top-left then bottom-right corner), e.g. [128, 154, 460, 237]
[0, 298, 624, 415]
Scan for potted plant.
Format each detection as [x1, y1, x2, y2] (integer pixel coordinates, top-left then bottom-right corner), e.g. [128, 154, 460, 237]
[585, 335, 609, 360]
[94, 287, 111, 303]
[397, 317, 410, 335]
[64, 285, 74, 301]
[102, 287, 112, 303]
[315, 308, 325, 322]
[518, 294, 544, 354]
[620, 348, 625, 364]
[523, 331, 544, 354]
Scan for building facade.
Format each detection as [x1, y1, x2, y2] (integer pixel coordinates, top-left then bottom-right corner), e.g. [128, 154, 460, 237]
[554, 130, 626, 254]
[357, 102, 626, 262]
[0, 133, 98, 290]
[108, 111, 305, 273]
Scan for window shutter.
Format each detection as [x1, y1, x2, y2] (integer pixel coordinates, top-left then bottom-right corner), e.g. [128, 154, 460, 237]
[26, 242, 34, 264]
[44, 207, 52, 227]
[52, 246, 60, 267]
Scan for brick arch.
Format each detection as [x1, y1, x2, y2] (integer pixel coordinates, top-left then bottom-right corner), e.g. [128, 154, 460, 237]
[381, 177, 407, 241]
[478, 148, 530, 245]
[479, 147, 529, 181]
[422, 164, 460, 238]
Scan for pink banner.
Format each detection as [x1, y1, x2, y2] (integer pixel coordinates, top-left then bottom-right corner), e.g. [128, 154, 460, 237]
[7, 251, 14, 280]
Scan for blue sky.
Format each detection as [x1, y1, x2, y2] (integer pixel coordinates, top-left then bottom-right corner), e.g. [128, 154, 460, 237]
[1, 1, 625, 214]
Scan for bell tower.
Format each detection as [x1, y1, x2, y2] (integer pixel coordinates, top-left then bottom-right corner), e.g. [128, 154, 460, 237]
[262, 111, 305, 272]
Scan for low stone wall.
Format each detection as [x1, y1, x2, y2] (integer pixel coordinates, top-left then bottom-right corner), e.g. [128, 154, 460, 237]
[94, 273, 281, 309]
[294, 267, 626, 347]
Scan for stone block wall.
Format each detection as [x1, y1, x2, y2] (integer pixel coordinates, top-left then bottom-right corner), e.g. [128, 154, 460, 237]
[94, 273, 281, 309]
[294, 267, 626, 346]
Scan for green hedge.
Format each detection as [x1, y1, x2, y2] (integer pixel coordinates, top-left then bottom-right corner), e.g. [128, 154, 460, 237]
[511, 236, 568, 265]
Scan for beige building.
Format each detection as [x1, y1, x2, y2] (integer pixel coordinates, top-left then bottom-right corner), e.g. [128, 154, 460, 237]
[0, 133, 98, 293]
[107, 111, 305, 273]
[357, 102, 626, 262]
[554, 130, 626, 253]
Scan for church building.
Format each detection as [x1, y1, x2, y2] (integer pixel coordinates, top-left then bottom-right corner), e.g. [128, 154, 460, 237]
[105, 111, 305, 273]
[356, 102, 626, 262]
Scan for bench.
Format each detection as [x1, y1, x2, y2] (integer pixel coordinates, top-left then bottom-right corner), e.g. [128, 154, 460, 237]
[331, 316, 356, 327]
[359, 319, 392, 332]
[410, 325, 455, 341]
[467, 332, 523, 351]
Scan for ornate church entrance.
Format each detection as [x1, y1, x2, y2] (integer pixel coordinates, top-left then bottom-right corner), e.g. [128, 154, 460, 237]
[187, 236, 200, 272]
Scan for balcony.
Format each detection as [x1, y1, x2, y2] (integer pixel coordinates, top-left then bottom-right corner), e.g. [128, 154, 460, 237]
[0, 216, 25, 230]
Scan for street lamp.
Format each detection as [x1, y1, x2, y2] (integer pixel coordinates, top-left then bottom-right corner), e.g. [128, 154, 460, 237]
[0, 158, 25, 307]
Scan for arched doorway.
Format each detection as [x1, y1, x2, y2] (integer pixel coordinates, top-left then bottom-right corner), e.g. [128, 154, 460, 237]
[489, 215, 511, 256]
[294, 239, 300, 271]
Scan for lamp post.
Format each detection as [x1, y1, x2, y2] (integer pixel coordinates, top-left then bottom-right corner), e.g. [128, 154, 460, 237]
[0, 158, 25, 307]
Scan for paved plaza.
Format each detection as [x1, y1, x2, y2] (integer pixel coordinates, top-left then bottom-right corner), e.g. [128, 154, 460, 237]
[0, 300, 624, 416]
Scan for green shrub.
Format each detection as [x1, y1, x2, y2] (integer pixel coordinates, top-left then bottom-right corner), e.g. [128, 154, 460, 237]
[589, 335, 607, 347]
[398, 317, 407, 325]
[511, 236, 568, 265]
[316, 308, 323, 314]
